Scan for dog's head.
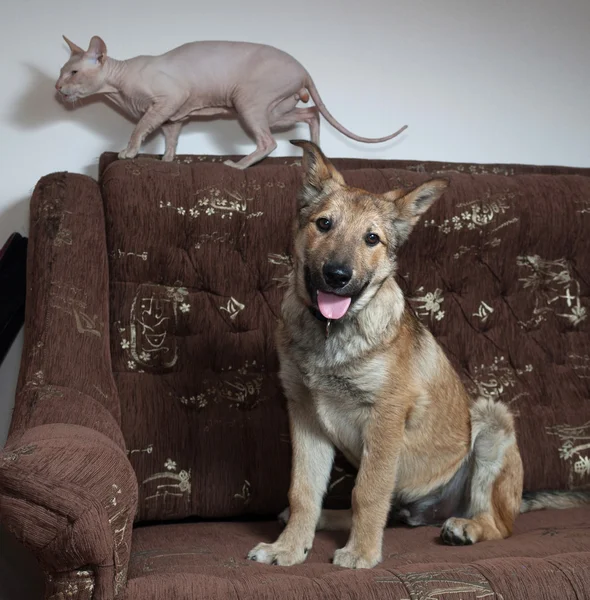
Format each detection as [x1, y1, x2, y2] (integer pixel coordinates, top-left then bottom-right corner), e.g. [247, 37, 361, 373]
[290, 140, 449, 320]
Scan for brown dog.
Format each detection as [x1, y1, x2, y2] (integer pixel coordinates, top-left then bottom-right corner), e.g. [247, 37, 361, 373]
[248, 142, 589, 569]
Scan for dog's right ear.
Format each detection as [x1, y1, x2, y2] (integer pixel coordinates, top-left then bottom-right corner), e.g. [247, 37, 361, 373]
[385, 178, 450, 245]
[290, 140, 344, 207]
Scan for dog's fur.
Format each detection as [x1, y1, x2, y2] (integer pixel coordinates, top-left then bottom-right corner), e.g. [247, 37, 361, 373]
[248, 141, 590, 569]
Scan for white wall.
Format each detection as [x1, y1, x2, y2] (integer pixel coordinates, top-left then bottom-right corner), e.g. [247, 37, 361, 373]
[0, 0, 589, 596]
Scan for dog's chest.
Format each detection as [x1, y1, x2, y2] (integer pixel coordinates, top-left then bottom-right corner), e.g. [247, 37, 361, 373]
[313, 391, 367, 466]
[305, 356, 388, 465]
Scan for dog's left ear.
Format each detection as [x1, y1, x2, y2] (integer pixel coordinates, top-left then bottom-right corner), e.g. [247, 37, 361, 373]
[386, 178, 449, 243]
[290, 140, 345, 208]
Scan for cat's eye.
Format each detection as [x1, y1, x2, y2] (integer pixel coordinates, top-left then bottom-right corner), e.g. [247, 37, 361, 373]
[365, 232, 380, 246]
[316, 217, 332, 232]
[70, 70, 78, 75]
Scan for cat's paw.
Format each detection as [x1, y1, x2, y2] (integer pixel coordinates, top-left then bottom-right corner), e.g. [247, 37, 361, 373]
[247, 542, 309, 566]
[332, 546, 381, 569]
[223, 159, 248, 170]
[118, 147, 138, 160]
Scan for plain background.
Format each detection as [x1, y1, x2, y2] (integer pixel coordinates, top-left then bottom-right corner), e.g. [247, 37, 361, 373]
[0, 0, 589, 597]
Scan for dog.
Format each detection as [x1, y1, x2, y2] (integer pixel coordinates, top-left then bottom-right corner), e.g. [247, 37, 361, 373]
[247, 141, 590, 569]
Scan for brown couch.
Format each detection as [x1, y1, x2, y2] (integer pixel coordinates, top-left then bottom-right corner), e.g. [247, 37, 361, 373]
[1, 151, 589, 600]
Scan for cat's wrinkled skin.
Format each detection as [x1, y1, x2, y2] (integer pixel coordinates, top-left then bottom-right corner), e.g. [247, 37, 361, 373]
[55, 36, 407, 168]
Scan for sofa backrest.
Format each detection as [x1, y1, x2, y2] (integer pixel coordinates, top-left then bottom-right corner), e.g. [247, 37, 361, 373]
[100, 153, 590, 523]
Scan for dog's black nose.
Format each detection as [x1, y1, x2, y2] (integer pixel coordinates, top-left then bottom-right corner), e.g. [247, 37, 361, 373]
[322, 262, 352, 289]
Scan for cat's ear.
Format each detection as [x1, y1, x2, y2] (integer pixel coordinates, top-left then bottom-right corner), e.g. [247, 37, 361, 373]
[86, 36, 107, 65]
[63, 35, 84, 56]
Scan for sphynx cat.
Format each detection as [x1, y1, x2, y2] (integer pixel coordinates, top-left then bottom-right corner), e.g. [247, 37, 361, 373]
[55, 36, 407, 169]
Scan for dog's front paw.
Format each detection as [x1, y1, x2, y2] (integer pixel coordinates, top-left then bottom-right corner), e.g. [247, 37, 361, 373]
[332, 546, 381, 569]
[118, 147, 138, 160]
[247, 542, 309, 566]
[440, 517, 476, 545]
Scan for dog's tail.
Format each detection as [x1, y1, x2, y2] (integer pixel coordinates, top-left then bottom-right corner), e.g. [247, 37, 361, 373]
[305, 75, 408, 143]
[520, 490, 590, 513]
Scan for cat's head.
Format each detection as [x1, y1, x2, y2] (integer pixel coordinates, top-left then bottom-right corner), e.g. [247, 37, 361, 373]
[55, 36, 108, 101]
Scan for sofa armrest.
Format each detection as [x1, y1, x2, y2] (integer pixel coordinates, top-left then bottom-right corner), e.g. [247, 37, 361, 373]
[0, 423, 137, 599]
[0, 173, 136, 598]
[8, 172, 121, 443]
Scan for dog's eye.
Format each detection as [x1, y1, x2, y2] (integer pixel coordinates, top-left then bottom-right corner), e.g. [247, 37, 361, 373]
[365, 233, 380, 246]
[316, 218, 332, 232]
[71, 70, 78, 75]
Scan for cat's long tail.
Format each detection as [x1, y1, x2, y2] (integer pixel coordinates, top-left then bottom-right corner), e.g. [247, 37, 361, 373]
[305, 75, 408, 143]
[520, 490, 590, 513]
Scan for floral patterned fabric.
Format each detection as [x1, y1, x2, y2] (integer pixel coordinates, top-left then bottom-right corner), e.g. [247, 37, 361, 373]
[97, 155, 590, 521]
[1, 154, 588, 600]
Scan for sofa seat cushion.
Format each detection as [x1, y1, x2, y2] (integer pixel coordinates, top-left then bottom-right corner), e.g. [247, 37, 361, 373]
[125, 508, 590, 599]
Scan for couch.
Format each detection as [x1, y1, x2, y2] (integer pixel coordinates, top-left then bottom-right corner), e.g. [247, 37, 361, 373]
[1, 151, 589, 600]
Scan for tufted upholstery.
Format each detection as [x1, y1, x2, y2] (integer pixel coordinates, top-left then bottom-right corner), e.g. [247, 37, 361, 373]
[1, 152, 589, 599]
[99, 156, 590, 522]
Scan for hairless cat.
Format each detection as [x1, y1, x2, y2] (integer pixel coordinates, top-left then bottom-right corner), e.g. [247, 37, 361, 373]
[55, 36, 407, 169]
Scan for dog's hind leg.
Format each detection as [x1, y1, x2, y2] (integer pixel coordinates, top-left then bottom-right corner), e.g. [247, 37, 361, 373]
[440, 398, 523, 545]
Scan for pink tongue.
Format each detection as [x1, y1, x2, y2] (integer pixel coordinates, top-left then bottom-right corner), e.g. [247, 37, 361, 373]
[317, 291, 352, 320]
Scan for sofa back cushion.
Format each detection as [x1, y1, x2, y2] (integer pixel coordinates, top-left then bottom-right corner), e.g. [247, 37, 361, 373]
[101, 155, 590, 523]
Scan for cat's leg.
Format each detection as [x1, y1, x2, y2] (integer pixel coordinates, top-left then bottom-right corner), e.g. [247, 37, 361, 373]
[161, 122, 183, 162]
[119, 102, 182, 160]
[248, 398, 335, 565]
[440, 399, 523, 545]
[224, 104, 278, 169]
[308, 107, 320, 145]
[223, 134, 277, 169]
[270, 107, 320, 145]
